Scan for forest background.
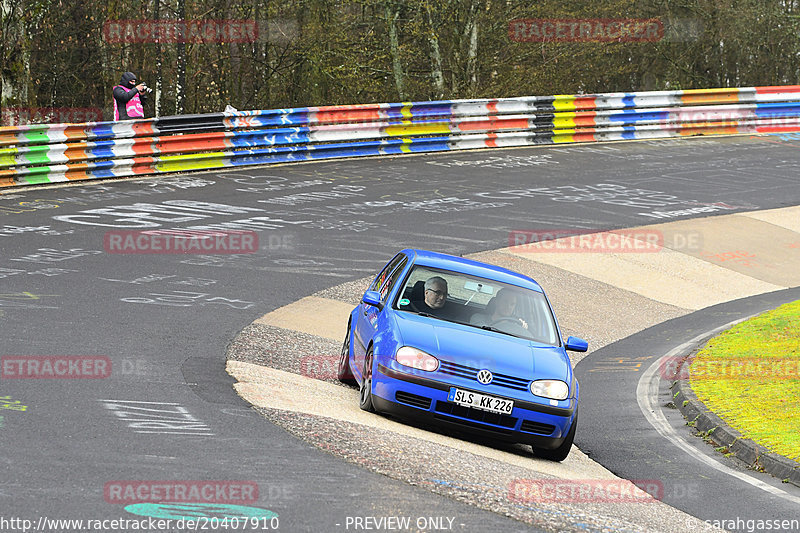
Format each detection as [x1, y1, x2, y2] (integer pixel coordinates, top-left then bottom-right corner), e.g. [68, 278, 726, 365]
[2, 0, 800, 123]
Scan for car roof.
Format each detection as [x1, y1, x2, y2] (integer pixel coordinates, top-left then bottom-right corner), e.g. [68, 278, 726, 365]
[399, 249, 545, 293]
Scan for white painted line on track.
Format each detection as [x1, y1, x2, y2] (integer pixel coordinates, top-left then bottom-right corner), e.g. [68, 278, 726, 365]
[636, 319, 800, 506]
[96, 399, 181, 405]
[134, 431, 217, 435]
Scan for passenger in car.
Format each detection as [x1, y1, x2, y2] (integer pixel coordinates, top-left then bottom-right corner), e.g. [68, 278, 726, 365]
[471, 289, 529, 330]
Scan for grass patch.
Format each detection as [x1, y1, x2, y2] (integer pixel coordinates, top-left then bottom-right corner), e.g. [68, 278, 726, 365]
[690, 300, 800, 462]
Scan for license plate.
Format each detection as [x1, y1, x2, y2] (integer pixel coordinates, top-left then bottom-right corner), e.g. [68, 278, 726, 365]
[447, 387, 514, 415]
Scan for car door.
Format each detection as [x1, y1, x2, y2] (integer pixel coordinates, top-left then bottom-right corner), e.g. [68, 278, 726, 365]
[353, 253, 408, 377]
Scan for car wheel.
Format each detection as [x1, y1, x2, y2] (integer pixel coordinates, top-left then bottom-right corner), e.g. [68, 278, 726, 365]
[337, 321, 356, 385]
[359, 347, 375, 412]
[532, 412, 576, 462]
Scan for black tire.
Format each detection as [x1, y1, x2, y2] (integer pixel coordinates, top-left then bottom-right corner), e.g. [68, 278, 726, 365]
[359, 347, 375, 412]
[337, 322, 356, 385]
[532, 412, 577, 462]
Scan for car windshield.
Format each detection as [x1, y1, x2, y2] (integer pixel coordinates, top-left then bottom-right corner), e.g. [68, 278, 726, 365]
[393, 265, 560, 346]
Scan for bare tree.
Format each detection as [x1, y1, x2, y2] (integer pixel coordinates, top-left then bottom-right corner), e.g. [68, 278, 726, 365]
[424, 2, 445, 98]
[175, 0, 186, 114]
[7, 0, 800, 121]
[386, 1, 405, 99]
[1, 0, 31, 113]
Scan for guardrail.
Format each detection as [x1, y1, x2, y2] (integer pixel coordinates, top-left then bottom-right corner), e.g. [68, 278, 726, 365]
[3, 85, 800, 188]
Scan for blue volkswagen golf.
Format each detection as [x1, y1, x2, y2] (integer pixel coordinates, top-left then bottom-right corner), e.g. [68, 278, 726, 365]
[338, 249, 588, 461]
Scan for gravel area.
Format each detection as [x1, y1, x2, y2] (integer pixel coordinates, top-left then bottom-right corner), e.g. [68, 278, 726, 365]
[313, 276, 373, 305]
[248, 405, 714, 533]
[228, 323, 342, 385]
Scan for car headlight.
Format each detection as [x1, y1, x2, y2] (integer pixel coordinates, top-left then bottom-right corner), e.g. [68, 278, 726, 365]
[395, 346, 439, 372]
[530, 379, 569, 400]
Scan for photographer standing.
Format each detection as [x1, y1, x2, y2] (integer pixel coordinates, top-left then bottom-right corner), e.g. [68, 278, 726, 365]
[112, 71, 149, 121]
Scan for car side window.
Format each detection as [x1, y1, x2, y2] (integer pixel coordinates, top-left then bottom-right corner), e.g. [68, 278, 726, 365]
[379, 258, 408, 301]
[369, 253, 405, 293]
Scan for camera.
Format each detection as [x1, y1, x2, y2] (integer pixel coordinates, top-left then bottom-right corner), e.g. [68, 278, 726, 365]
[140, 83, 153, 94]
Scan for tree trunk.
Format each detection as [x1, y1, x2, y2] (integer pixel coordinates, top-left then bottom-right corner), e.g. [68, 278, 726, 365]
[464, 0, 479, 96]
[425, 4, 445, 99]
[1, 0, 31, 117]
[175, 0, 187, 114]
[154, 0, 163, 117]
[227, 2, 242, 109]
[386, 2, 404, 100]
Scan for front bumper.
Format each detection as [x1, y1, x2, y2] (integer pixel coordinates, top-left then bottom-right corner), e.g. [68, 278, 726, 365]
[373, 364, 576, 449]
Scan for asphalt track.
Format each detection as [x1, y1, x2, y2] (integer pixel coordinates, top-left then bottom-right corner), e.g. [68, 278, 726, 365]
[576, 289, 800, 530]
[1, 134, 799, 532]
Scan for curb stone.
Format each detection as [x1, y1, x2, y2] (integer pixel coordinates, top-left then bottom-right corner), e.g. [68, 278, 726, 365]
[671, 364, 800, 488]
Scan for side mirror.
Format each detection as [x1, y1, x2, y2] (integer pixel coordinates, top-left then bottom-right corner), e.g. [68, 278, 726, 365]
[565, 336, 588, 352]
[362, 290, 383, 310]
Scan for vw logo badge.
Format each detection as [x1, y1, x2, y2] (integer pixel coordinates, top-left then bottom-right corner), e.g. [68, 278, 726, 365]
[476, 369, 493, 385]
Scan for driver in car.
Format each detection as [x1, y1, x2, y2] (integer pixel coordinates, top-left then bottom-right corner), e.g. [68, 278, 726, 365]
[471, 288, 529, 330]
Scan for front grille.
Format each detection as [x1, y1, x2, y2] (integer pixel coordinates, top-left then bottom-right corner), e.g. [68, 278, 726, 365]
[438, 360, 477, 380]
[434, 400, 517, 429]
[490, 373, 530, 392]
[520, 420, 556, 435]
[438, 361, 530, 392]
[395, 391, 432, 410]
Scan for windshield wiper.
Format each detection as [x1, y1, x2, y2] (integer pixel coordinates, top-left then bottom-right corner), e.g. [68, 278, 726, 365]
[477, 324, 528, 339]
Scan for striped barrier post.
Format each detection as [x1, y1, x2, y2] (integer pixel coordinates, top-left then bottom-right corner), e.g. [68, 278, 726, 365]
[3, 85, 800, 188]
